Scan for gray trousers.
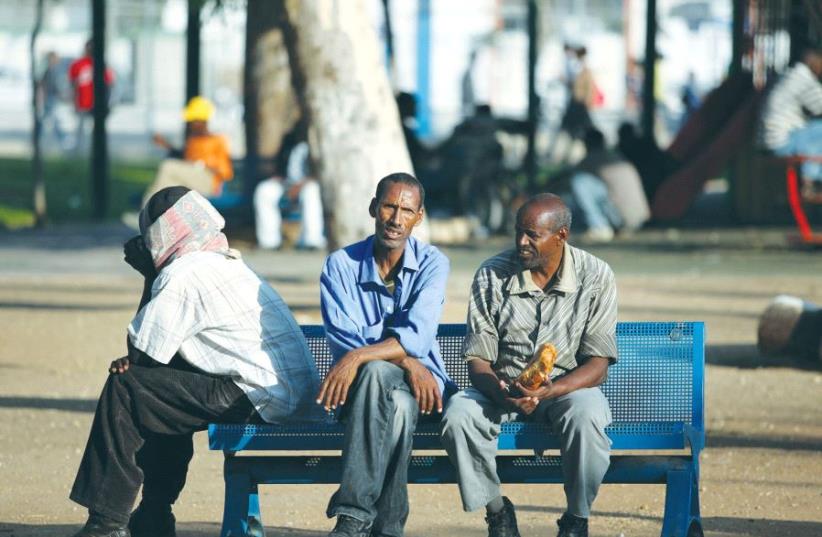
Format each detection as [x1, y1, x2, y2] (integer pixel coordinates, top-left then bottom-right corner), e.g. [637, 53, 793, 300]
[327, 361, 420, 537]
[440, 387, 612, 517]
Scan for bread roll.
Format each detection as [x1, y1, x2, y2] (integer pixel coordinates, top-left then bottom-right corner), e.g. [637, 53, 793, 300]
[517, 343, 557, 389]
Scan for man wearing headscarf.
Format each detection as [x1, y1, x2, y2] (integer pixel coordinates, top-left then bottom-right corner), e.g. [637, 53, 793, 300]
[68, 187, 321, 537]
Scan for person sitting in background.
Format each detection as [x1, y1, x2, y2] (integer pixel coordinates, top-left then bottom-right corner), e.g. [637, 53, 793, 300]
[253, 122, 326, 250]
[142, 96, 233, 206]
[757, 46, 822, 197]
[568, 128, 650, 242]
[68, 187, 320, 537]
[616, 122, 680, 201]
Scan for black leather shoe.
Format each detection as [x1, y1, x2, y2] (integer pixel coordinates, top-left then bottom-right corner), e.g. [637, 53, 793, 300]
[128, 502, 176, 537]
[328, 514, 373, 537]
[556, 512, 588, 537]
[70, 514, 130, 537]
[485, 497, 521, 537]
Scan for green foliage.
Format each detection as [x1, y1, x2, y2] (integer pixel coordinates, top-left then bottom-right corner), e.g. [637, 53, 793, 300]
[0, 157, 158, 228]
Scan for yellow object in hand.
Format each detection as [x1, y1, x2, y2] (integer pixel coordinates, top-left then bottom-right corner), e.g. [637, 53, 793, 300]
[517, 343, 557, 389]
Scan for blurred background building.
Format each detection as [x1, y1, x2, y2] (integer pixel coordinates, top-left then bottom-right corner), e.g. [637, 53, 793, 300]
[0, 0, 733, 159]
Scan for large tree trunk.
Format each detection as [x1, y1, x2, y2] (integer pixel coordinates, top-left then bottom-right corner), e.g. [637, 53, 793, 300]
[280, 0, 425, 249]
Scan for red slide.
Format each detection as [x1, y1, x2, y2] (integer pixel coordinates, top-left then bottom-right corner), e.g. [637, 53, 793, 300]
[651, 73, 760, 220]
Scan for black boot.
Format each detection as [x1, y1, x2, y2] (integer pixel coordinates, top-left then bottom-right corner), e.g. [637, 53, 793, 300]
[556, 512, 588, 537]
[485, 497, 521, 537]
[128, 501, 176, 537]
[70, 513, 130, 537]
[327, 514, 373, 537]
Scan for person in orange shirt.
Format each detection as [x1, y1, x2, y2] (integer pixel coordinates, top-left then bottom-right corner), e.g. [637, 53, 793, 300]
[141, 96, 233, 206]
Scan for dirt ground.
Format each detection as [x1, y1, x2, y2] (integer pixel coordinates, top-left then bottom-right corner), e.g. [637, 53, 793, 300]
[0, 225, 820, 537]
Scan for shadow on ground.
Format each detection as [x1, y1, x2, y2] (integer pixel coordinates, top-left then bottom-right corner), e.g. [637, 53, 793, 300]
[0, 301, 132, 311]
[0, 522, 322, 537]
[3, 512, 822, 536]
[706, 343, 821, 370]
[707, 432, 822, 451]
[0, 224, 134, 251]
[0, 396, 97, 413]
[516, 505, 822, 537]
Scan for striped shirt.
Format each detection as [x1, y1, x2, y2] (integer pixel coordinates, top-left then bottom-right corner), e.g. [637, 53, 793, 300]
[759, 62, 822, 150]
[463, 243, 618, 382]
[128, 251, 321, 423]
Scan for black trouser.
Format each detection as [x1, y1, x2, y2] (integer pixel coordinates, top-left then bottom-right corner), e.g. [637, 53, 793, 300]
[69, 360, 261, 523]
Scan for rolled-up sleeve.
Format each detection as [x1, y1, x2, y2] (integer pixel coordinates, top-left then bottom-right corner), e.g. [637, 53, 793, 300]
[320, 257, 367, 361]
[462, 267, 500, 364]
[384, 253, 449, 358]
[577, 266, 618, 362]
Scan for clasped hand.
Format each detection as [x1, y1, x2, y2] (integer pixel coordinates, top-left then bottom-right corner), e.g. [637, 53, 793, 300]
[500, 377, 556, 415]
[123, 236, 156, 278]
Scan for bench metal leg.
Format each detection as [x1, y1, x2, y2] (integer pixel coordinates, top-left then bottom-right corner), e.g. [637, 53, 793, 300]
[660, 466, 703, 537]
[222, 456, 266, 537]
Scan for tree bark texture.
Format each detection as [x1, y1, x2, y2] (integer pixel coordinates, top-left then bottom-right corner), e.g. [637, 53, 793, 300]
[281, 0, 424, 249]
[245, 0, 300, 196]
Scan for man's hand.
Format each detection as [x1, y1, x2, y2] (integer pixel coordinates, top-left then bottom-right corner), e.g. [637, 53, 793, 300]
[109, 357, 130, 374]
[316, 352, 361, 411]
[152, 133, 171, 150]
[497, 379, 538, 414]
[512, 377, 557, 402]
[286, 181, 305, 202]
[123, 236, 156, 278]
[504, 395, 539, 415]
[398, 357, 442, 414]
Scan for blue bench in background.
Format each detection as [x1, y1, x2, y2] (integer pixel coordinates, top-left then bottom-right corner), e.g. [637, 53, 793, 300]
[209, 321, 705, 537]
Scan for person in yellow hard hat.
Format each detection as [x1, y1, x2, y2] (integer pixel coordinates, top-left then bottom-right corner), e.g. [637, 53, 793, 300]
[140, 96, 233, 206]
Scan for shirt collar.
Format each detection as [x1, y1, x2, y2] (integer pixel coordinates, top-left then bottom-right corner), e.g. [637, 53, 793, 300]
[358, 235, 419, 286]
[505, 243, 578, 295]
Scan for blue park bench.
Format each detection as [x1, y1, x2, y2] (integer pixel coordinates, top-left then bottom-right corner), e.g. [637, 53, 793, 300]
[208, 321, 706, 537]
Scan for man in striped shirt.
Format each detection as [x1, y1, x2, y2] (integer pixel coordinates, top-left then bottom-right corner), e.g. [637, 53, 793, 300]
[758, 46, 822, 187]
[441, 194, 617, 537]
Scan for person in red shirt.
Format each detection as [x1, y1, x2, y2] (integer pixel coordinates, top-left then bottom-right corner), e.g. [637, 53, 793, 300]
[68, 40, 114, 153]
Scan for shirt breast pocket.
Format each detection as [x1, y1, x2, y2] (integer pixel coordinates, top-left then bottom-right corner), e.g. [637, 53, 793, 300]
[362, 322, 384, 344]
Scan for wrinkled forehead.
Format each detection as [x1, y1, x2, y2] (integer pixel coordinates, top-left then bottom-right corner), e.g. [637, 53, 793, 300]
[379, 182, 421, 208]
[517, 203, 557, 230]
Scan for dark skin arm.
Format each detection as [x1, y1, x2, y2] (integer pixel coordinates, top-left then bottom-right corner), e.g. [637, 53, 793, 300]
[316, 337, 442, 414]
[111, 236, 161, 374]
[468, 359, 539, 415]
[512, 356, 610, 401]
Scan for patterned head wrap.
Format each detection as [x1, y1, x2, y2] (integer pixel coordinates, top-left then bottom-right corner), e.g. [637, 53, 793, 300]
[139, 190, 240, 269]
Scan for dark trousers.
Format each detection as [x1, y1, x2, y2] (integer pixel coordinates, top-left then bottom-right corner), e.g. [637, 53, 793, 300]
[69, 360, 261, 523]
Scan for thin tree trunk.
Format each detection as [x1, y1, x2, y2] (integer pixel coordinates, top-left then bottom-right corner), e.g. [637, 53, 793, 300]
[280, 0, 424, 249]
[30, 0, 46, 227]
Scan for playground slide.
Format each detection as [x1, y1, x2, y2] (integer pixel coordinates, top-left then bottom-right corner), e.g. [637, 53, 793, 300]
[667, 73, 755, 163]
[651, 91, 762, 220]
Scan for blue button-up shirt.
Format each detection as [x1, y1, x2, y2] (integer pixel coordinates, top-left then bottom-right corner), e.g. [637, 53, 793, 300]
[320, 235, 455, 394]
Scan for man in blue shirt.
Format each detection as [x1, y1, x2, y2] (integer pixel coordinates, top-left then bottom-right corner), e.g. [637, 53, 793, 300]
[318, 172, 454, 537]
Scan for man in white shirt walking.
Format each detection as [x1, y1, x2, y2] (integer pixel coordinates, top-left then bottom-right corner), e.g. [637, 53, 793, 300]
[67, 187, 321, 537]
